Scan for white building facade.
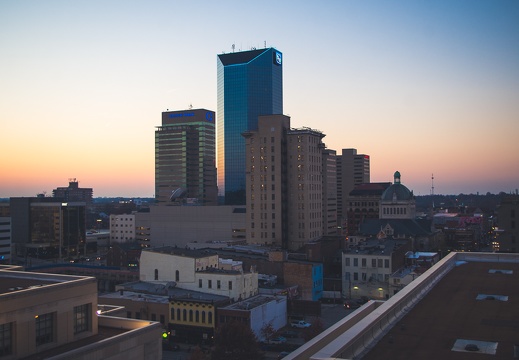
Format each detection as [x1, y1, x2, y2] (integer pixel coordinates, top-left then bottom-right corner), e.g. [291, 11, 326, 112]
[139, 247, 258, 301]
[110, 214, 135, 242]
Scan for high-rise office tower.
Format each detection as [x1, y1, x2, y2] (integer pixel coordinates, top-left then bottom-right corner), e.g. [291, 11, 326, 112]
[337, 149, 370, 233]
[243, 115, 326, 251]
[217, 47, 283, 205]
[322, 149, 338, 236]
[155, 109, 217, 206]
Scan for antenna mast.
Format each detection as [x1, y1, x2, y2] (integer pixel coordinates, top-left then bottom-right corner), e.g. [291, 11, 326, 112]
[431, 173, 435, 209]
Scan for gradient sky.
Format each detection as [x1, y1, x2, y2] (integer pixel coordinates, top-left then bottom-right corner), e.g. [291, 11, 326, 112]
[1, 0, 518, 198]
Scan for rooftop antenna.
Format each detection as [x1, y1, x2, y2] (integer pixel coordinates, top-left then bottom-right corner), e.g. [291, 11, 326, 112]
[264, 40, 266, 48]
[431, 173, 435, 209]
[232, 44, 235, 53]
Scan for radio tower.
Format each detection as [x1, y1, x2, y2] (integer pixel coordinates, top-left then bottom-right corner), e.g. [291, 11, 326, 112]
[431, 174, 435, 209]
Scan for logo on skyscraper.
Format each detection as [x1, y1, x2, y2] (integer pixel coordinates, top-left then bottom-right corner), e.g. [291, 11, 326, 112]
[274, 51, 282, 66]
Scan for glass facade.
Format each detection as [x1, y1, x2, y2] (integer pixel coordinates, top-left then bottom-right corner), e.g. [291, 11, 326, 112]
[217, 48, 283, 205]
[155, 109, 217, 206]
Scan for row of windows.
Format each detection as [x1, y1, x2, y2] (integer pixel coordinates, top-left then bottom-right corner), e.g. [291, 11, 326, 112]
[170, 308, 213, 324]
[250, 213, 276, 220]
[251, 193, 276, 201]
[345, 257, 390, 268]
[350, 272, 389, 282]
[250, 222, 276, 229]
[383, 207, 407, 215]
[0, 303, 90, 354]
[350, 201, 379, 207]
[250, 203, 276, 210]
[198, 279, 232, 290]
[250, 184, 275, 191]
[250, 232, 276, 239]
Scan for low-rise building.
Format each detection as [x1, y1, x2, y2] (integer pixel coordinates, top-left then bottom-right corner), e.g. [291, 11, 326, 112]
[342, 238, 411, 300]
[139, 247, 258, 301]
[218, 294, 288, 342]
[101, 280, 231, 345]
[0, 268, 161, 359]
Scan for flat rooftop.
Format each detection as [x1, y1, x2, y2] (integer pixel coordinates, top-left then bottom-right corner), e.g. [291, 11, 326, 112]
[363, 260, 519, 360]
[0, 271, 88, 295]
[111, 281, 229, 303]
[222, 294, 285, 311]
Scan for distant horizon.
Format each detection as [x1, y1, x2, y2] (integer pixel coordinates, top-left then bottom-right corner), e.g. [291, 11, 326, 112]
[1, 190, 517, 201]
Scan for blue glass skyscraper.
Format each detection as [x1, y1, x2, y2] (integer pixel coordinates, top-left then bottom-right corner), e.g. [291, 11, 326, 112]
[217, 47, 283, 205]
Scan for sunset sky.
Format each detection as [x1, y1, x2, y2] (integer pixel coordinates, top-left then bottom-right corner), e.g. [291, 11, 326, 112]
[1, 0, 518, 198]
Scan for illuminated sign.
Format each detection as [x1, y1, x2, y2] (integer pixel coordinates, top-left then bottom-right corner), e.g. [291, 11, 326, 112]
[169, 112, 195, 118]
[205, 111, 214, 122]
[274, 51, 282, 66]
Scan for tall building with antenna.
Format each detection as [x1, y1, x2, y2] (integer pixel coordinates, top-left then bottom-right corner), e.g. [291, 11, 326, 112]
[217, 47, 283, 205]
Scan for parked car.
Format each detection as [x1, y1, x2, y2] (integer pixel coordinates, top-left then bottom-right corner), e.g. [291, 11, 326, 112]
[290, 320, 311, 328]
[269, 336, 287, 344]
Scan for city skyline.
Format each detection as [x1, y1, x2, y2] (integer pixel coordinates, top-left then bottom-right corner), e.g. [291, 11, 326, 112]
[1, 1, 518, 198]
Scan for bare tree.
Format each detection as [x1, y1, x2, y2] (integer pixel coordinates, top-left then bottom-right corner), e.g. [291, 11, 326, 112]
[260, 321, 276, 343]
[212, 320, 262, 360]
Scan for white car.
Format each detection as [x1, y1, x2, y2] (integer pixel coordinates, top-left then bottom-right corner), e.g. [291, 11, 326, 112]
[290, 320, 311, 328]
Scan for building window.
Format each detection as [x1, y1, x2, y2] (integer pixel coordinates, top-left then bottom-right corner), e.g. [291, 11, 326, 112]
[199, 279, 202, 288]
[0, 322, 13, 356]
[154, 269, 158, 280]
[35, 312, 55, 346]
[196, 311, 200, 323]
[229, 281, 233, 290]
[170, 308, 175, 320]
[384, 259, 390, 268]
[353, 258, 358, 267]
[201, 311, 206, 323]
[160, 315, 165, 324]
[183, 309, 187, 321]
[177, 309, 181, 320]
[217, 280, 221, 289]
[362, 258, 366, 267]
[189, 310, 193, 322]
[353, 272, 358, 281]
[371, 259, 376, 268]
[208, 280, 212, 288]
[175, 270, 180, 282]
[74, 304, 90, 334]
[208, 312, 213, 324]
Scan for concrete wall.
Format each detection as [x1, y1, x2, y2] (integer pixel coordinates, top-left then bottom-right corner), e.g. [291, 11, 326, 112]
[135, 205, 246, 248]
[139, 250, 218, 282]
[250, 296, 287, 341]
